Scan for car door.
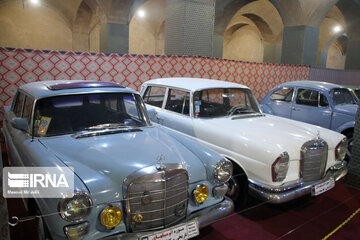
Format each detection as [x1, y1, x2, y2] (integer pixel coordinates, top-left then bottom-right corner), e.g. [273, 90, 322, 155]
[291, 88, 332, 128]
[158, 88, 195, 136]
[264, 87, 294, 118]
[5, 91, 34, 166]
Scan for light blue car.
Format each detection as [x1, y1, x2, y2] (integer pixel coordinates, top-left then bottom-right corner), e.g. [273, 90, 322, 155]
[260, 80, 358, 158]
[2, 80, 234, 240]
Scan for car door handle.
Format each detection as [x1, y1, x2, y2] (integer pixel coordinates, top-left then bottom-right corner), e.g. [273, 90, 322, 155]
[292, 107, 300, 111]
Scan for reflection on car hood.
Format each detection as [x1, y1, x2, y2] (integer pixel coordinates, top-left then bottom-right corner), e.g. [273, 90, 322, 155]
[333, 104, 358, 116]
[39, 127, 206, 204]
[196, 114, 344, 163]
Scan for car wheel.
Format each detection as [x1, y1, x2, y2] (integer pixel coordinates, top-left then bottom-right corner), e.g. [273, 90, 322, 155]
[226, 170, 249, 209]
[345, 131, 353, 161]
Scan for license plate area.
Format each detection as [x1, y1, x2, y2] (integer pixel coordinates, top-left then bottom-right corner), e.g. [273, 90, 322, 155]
[311, 178, 335, 196]
[139, 221, 199, 240]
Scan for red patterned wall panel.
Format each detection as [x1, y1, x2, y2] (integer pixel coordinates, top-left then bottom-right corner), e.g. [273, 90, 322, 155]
[0, 47, 310, 108]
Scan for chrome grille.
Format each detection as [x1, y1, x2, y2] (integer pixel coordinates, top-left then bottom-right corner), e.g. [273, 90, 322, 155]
[123, 164, 189, 233]
[300, 138, 328, 182]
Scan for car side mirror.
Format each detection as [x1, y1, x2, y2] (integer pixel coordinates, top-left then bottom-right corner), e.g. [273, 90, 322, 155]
[147, 108, 157, 119]
[10, 117, 29, 131]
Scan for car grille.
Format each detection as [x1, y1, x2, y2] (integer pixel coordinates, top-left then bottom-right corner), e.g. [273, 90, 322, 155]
[300, 138, 328, 182]
[123, 164, 189, 232]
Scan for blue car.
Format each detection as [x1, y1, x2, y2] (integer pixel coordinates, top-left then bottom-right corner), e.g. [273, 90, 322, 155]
[2, 80, 234, 240]
[260, 81, 358, 158]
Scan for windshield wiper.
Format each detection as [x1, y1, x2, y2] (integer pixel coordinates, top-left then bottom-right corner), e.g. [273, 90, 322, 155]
[227, 105, 257, 117]
[84, 123, 128, 130]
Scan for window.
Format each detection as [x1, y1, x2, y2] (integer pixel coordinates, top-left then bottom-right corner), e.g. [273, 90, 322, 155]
[270, 88, 294, 102]
[319, 94, 329, 107]
[165, 89, 190, 115]
[330, 88, 357, 105]
[296, 88, 319, 107]
[22, 96, 34, 122]
[33, 93, 148, 137]
[14, 92, 25, 117]
[193, 88, 260, 118]
[143, 86, 166, 108]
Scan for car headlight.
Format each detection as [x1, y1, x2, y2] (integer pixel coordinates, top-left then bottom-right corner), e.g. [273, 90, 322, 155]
[59, 192, 92, 222]
[271, 152, 289, 182]
[335, 137, 347, 161]
[193, 185, 208, 204]
[101, 205, 122, 229]
[214, 158, 233, 183]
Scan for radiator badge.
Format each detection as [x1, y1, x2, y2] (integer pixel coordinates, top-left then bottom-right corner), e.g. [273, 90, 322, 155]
[156, 154, 166, 170]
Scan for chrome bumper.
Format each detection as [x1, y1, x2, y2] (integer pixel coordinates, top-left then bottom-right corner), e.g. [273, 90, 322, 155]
[248, 161, 348, 204]
[101, 197, 234, 240]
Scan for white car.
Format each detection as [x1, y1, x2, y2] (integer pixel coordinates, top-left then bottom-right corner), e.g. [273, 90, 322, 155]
[140, 78, 348, 205]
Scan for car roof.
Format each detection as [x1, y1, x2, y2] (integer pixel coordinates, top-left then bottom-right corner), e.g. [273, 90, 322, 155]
[144, 78, 249, 92]
[279, 80, 345, 91]
[19, 80, 137, 99]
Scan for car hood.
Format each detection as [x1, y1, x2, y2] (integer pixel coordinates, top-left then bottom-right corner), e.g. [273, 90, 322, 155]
[195, 114, 343, 163]
[333, 104, 357, 116]
[39, 127, 207, 204]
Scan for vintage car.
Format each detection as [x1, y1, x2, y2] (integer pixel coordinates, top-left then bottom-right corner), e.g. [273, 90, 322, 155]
[260, 81, 358, 158]
[140, 78, 348, 206]
[2, 80, 234, 240]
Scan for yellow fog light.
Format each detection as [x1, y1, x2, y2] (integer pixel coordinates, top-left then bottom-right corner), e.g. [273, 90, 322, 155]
[101, 206, 122, 229]
[194, 185, 208, 204]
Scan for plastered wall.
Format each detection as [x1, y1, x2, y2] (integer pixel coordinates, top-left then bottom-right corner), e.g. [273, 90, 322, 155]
[0, 1, 72, 51]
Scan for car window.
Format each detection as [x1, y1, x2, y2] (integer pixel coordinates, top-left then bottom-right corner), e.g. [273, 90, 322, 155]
[295, 88, 319, 107]
[193, 88, 260, 118]
[23, 96, 34, 122]
[13, 92, 25, 117]
[319, 94, 329, 107]
[270, 88, 294, 102]
[33, 93, 148, 137]
[330, 88, 357, 105]
[165, 89, 190, 115]
[143, 86, 166, 108]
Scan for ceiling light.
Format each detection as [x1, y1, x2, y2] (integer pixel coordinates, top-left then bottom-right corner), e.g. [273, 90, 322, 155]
[138, 10, 145, 18]
[30, 0, 39, 4]
[333, 25, 342, 33]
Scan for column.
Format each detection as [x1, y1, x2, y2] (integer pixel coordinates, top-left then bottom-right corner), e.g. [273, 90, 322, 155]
[345, 39, 360, 70]
[213, 35, 223, 58]
[165, 0, 216, 57]
[345, 104, 360, 188]
[100, 23, 129, 54]
[281, 26, 319, 66]
[270, 0, 338, 66]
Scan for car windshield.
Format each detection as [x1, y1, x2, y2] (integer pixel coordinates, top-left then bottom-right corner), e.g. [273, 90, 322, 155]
[330, 88, 358, 105]
[193, 88, 260, 118]
[33, 93, 149, 137]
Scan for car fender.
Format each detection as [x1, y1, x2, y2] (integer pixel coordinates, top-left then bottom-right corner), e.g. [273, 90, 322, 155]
[335, 120, 355, 133]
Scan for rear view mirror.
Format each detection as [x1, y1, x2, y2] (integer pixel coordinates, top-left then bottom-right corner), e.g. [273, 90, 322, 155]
[10, 117, 29, 132]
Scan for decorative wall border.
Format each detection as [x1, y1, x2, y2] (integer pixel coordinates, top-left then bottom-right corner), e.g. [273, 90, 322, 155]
[1, 47, 311, 108]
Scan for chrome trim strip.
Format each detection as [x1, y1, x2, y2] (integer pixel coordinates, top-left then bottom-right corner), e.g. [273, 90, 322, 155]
[100, 198, 234, 240]
[248, 161, 348, 204]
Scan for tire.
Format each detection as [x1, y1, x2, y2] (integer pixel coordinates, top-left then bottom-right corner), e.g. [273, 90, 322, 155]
[226, 167, 249, 209]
